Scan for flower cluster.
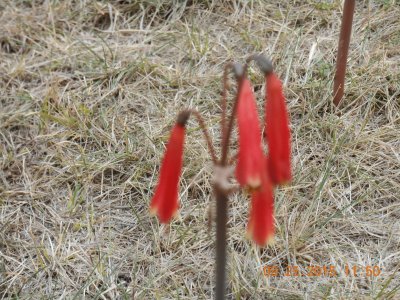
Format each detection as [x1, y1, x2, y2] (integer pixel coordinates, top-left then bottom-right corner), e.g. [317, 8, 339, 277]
[149, 60, 291, 247]
[236, 70, 291, 246]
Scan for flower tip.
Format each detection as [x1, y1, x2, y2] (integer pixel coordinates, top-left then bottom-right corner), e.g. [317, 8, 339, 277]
[245, 228, 252, 241]
[265, 234, 275, 246]
[150, 198, 179, 223]
[257, 237, 274, 248]
[247, 177, 262, 190]
[149, 206, 157, 216]
[279, 179, 291, 187]
[245, 227, 274, 247]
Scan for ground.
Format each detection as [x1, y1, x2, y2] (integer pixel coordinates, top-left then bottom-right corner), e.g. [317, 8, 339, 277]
[1, 0, 399, 299]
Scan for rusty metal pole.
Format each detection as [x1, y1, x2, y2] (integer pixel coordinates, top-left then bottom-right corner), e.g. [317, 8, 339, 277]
[333, 0, 356, 106]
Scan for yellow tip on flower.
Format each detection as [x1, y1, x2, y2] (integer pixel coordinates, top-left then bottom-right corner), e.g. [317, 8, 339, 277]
[278, 180, 290, 187]
[245, 227, 274, 247]
[247, 177, 262, 190]
[266, 234, 275, 246]
[149, 206, 158, 216]
[245, 227, 253, 241]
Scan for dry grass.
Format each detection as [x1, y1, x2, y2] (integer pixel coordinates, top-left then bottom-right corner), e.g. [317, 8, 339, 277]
[1, 0, 399, 299]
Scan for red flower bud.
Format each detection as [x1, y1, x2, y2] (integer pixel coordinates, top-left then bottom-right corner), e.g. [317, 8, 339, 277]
[236, 79, 265, 189]
[150, 123, 186, 223]
[265, 73, 292, 185]
[247, 164, 274, 246]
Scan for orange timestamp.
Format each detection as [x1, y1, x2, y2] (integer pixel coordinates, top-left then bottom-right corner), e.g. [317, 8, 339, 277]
[263, 265, 382, 277]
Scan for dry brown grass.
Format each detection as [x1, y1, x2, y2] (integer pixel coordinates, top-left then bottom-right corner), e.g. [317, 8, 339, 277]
[1, 0, 399, 299]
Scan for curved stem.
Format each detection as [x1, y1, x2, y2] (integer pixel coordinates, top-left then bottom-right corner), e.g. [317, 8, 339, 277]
[179, 109, 218, 165]
[221, 63, 244, 164]
[220, 65, 247, 165]
[246, 54, 274, 75]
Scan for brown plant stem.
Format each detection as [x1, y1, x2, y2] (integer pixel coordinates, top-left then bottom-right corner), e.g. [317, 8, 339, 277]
[178, 109, 218, 164]
[190, 109, 218, 164]
[221, 63, 244, 158]
[220, 66, 247, 165]
[333, 0, 355, 106]
[215, 64, 246, 300]
[215, 186, 228, 300]
[178, 74, 244, 300]
[221, 67, 229, 146]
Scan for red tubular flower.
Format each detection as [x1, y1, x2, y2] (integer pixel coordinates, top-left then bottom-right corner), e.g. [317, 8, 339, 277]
[150, 113, 189, 223]
[247, 163, 274, 246]
[236, 78, 265, 189]
[265, 72, 292, 185]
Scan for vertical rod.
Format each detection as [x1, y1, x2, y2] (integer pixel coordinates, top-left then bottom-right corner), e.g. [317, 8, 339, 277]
[215, 187, 228, 300]
[333, 0, 356, 106]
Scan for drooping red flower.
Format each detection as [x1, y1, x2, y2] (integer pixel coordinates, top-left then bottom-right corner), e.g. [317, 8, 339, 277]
[150, 119, 187, 223]
[236, 78, 265, 189]
[265, 72, 291, 185]
[247, 162, 275, 246]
